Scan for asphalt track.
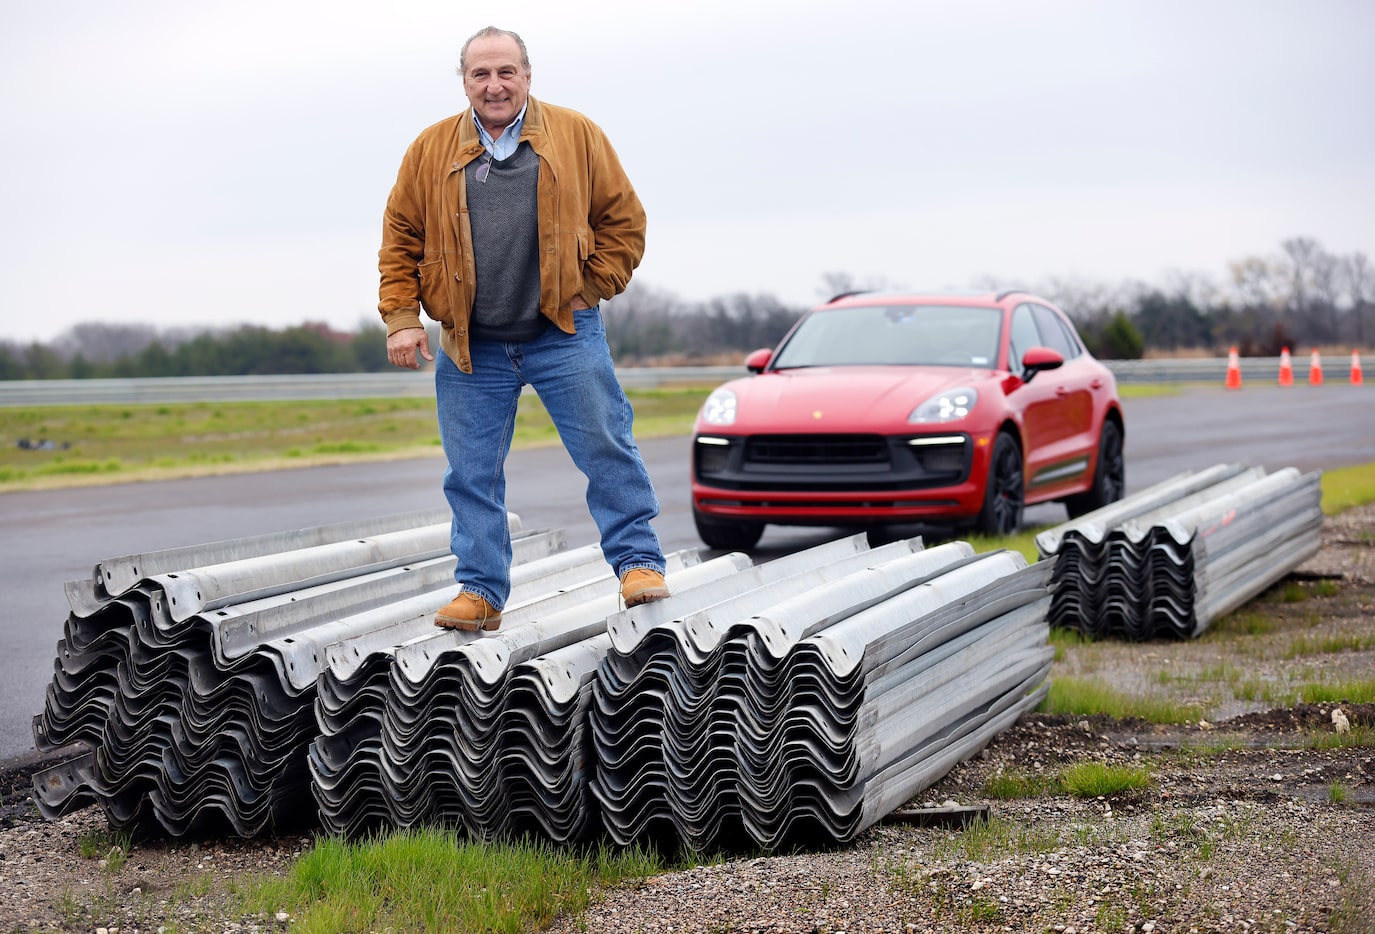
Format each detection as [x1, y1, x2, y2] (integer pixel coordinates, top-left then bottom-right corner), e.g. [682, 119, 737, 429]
[3, 384, 1372, 761]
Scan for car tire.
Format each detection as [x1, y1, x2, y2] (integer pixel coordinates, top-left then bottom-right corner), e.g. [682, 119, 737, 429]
[974, 432, 1024, 536]
[1065, 419, 1125, 519]
[693, 510, 765, 551]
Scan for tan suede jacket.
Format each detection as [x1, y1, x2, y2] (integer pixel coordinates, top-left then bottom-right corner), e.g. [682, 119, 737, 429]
[377, 97, 647, 373]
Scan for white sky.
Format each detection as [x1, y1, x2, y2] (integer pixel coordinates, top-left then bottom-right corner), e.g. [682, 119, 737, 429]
[1, 0, 1372, 344]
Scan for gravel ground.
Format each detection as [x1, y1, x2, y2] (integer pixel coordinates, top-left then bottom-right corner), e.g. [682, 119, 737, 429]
[2, 506, 1373, 933]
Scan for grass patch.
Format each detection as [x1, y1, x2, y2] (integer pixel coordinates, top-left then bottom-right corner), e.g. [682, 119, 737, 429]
[1297, 679, 1375, 704]
[1040, 675, 1205, 724]
[1058, 762, 1152, 798]
[78, 827, 134, 872]
[925, 814, 1062, 864]
[237, 830, 662, 934]
[962, 526, 1048, 563]
[1321, 462, 1375, 515]
[1206, 609, 1277, 637]
[1284, 633, 1375, 659]
[0, 388, 712, 492]
[981, 769, 1056, 799]
[983, 762, 1150, 800]
[1328, 858, 1375, 933]
[1302, 724, 1375, 750]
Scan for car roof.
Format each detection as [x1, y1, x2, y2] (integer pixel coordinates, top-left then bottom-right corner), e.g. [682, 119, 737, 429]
[819, 288, 1042, 308]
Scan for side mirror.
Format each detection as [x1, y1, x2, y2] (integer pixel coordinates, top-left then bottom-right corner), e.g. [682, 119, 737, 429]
[1020, 346, 1064, 382]
[744, 348, 773, 373]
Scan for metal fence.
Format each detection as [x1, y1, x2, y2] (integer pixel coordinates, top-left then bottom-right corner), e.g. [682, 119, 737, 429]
[1, 357, 1362, 406]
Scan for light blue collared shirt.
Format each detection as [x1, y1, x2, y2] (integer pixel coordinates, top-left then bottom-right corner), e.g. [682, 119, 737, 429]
[473, 102, 528, 160]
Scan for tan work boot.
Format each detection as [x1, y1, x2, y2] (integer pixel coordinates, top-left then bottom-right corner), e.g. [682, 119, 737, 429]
[620, 568, 671, 607]
[434, 591, 502, 632]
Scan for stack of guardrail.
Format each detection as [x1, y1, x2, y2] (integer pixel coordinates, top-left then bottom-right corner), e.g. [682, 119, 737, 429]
[1034, 464, 1324, 640]
[590, 541, 1053, 850]
[309, 543, 719, 842]
[30, 509, 563, 836]
[34, 515, 1055, 849]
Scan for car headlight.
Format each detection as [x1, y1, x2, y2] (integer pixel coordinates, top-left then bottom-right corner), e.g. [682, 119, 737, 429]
[908, 387, 978, 423]
[701, 388, 738, 426]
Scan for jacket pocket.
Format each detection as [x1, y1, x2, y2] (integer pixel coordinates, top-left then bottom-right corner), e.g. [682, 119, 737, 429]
[417, 256, 453, 324]
[559, 231, 591, 301]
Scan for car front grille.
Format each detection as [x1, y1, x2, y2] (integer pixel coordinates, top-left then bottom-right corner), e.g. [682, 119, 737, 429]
[745, 435, 889, 465]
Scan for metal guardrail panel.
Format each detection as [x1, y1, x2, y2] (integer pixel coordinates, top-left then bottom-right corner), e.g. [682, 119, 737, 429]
[5, 357, 1364, 407]
[1037, 462, 1322, 639]
[35, 508, 1055, 848]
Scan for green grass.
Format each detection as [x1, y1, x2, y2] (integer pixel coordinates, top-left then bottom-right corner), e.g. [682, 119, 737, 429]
[923, 814, 1062, 864]
[962, 527, 1047, 564]
[1296, 679, 1375, 704]
[236, 831, 662, 934]
[1058, 762, 1152, 798]
[1284, 633, 1375, 659]
[981, 762, 1151, 800]
[1040, 675, 1206, 723]
[77, 827, 133, 872]
[1321, 461, 1375, 515]
[981, 769, 1056, 799]
[0, 388, 713, 491]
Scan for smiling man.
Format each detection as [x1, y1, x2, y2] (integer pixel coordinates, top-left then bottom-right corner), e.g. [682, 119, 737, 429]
[378, 26, 670, 632]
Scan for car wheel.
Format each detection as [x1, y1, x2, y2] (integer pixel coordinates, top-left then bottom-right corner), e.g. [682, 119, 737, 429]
[693, 510, 765, 550]
[1065, 419, 1125, 518]
[974, 432, 1024, 536]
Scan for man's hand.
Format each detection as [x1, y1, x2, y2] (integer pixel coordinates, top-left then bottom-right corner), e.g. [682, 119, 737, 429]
[387, 327, 434, 369]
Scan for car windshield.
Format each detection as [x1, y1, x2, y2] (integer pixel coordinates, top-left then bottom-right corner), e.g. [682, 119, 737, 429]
[770, 304, 1003, 368]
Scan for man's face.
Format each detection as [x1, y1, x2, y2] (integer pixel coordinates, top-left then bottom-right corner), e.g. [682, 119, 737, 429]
[463, 35, 531, 136]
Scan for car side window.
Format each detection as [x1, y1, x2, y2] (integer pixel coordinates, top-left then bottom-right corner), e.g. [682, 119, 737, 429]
[1030, 304, 1079, 359]
[1008, 305, 1041, 375]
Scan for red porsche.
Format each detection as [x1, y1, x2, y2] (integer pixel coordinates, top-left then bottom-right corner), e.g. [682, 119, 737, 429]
[690, 289, 1126, 549]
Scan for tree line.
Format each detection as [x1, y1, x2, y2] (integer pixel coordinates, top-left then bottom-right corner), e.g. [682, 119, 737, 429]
[1, 236, 1369, 380]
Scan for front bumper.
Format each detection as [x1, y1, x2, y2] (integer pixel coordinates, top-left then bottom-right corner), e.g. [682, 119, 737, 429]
[691, 431, 991, 523]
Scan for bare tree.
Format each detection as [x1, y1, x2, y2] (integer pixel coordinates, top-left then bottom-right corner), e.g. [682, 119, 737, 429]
[51, 322, 161, 363]
[1160, 268, 1222, 311]
[1228, 256, 1285, 313]
[1344, 252, 1373, 347]
[1279, 236, 1332, 341]
[816, 271, 894, 301]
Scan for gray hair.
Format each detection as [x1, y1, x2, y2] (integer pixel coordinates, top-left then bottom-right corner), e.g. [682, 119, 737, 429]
[458, 26, 531, 74]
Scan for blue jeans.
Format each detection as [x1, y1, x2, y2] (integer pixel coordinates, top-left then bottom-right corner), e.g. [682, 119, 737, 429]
[433, 306, 666, 608]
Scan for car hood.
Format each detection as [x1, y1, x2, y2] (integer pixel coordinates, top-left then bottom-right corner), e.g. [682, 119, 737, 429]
[713, 366, 997, 433]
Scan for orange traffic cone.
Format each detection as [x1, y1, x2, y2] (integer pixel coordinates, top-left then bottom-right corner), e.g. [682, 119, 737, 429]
[1225, 346, 1241, 389]
[1309, 348, 1324, 386]
[1353, 349, 1365, 386]
[1278, 347, 1294, 386]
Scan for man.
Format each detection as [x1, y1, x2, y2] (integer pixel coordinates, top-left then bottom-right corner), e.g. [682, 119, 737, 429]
[379, 26, 670, 632]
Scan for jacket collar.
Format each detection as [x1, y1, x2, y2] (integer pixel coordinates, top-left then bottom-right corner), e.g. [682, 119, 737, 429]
[458, 96, 545, 148]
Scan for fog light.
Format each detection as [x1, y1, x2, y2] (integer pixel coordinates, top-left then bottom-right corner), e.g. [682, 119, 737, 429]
[696, 436, 732, 475]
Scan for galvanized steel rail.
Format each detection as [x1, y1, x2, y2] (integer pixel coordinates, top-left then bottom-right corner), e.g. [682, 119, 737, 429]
[4, 357, 1356, 406]
[32, 512, 1054, 847]
[1034, 463, 1323, 639]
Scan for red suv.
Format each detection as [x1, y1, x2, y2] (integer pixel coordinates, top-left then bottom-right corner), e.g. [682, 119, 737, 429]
[690, 290, 1125, 549]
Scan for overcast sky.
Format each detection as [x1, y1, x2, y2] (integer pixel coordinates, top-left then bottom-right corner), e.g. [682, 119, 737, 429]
[2, 0, 1372, 344]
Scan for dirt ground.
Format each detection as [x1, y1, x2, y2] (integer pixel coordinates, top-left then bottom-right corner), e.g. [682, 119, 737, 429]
[2, 506, 1373, 933]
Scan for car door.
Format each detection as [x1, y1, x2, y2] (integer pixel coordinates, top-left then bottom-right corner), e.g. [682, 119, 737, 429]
[1025, 303, 1097, 492]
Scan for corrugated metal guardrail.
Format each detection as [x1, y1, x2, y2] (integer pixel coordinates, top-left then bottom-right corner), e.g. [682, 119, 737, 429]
[32, 512, 1051, 847]
[1, 358, 1359, 406]
[1034, 463, 1323, 639]
[0, 369, 737, 406]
